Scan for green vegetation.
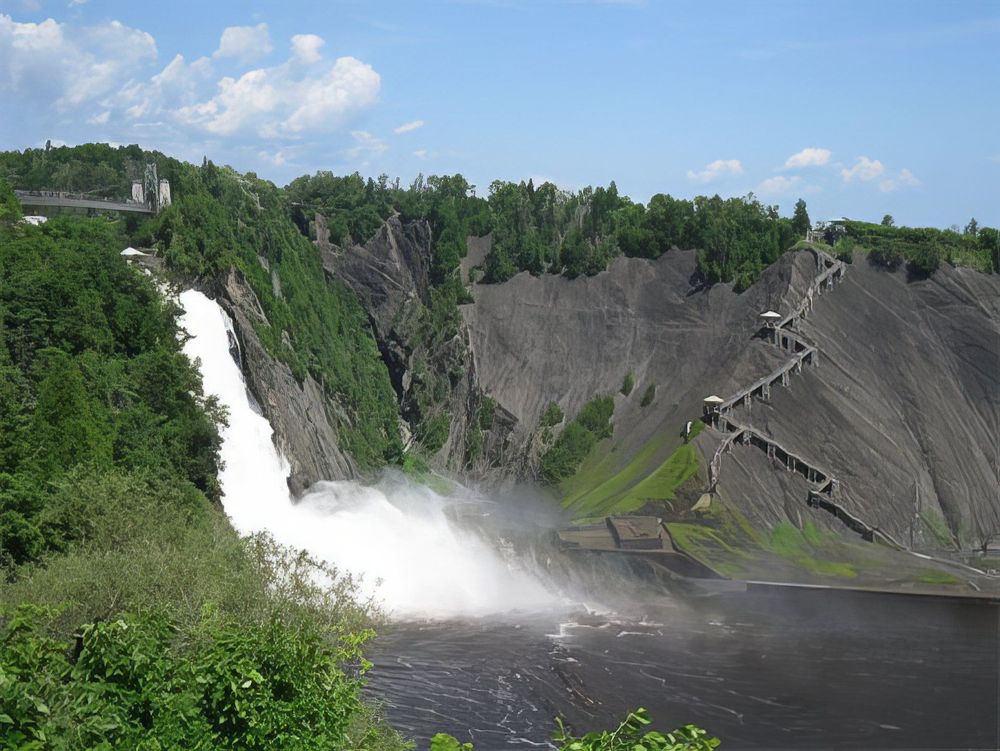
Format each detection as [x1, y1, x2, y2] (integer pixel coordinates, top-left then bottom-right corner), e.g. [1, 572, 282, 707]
[916, 571, 961, 585]
[484, 182, 800, 289]
[0, 213, 221, 566]
[432, 709, 719, 751]
[561, 425, 704, 520]
[621, 371, 635, 396]
[920, 510, 957, 548]
[416, 413, 451, 454]
[765, 523, 857, 578]
[640, 382, 657, 407]
[0, 145, 403, 469]
[791, 198, 810, 238]
[539, 396, 615, 485]
[833, 236, 856, 263]
[845, 219, 998, 275]
[541, 401, 564, 427]
[402, 453, 456, 496]
[0, 196, 402, 749]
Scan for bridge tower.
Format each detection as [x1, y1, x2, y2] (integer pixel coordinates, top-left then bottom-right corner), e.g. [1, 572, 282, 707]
[142, 163, 159, 212]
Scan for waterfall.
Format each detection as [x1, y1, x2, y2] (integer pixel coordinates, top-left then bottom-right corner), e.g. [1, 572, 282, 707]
[178, 290, 556, 619]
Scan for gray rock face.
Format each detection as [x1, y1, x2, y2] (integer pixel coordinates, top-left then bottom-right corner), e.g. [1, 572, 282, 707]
[319, 214, 432, 396]
[262, 209, 998, 547]
[717, 259, 1000, 545]
[320, 215, 510, 474]
[217, 269, 357, 496]
[461, 249, 1000, 546]
[461, 249, 806, 479]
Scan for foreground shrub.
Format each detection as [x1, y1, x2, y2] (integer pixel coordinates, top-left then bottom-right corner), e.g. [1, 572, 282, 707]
[430, 708, 720, 750]
[0, 604, 379, 750]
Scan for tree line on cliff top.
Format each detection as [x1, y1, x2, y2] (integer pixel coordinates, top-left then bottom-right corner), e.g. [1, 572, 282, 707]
[4, 143, 996, 298]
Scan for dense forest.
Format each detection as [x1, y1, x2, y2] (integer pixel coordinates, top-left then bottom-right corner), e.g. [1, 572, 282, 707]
[0, 187, 405, 748]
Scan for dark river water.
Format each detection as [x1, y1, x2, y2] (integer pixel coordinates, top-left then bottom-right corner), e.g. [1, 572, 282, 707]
[366, 587, 999, 749]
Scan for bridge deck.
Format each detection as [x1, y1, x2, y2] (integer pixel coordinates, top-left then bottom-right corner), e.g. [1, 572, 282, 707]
[15, 191, 154, 215]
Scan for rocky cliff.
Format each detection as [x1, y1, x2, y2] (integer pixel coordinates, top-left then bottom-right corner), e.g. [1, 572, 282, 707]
[462, 246, 998, 546]
[214, 268, 357, 496]
[318, 215, 515, 478]
[230, 211, 999, 556]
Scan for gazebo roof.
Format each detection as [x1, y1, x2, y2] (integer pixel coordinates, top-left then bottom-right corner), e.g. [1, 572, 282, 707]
[120, 247, 148, 257]
[703, 395, 724, 404]
[760, 310, 782, 319]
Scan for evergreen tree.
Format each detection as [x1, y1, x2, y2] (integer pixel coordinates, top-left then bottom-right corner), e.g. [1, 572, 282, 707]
[791, 198, 810, 237]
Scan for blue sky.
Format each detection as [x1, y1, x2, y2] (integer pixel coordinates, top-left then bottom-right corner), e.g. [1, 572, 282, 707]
[1, 0, 997, 227]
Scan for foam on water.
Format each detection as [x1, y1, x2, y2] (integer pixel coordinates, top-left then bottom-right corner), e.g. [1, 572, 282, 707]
[178, 289, 554, 619]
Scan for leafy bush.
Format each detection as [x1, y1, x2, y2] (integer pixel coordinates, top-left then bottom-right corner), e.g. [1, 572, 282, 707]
[541, 401, 564, 427]
[846, 219, 994, 276]
[539, 396, 615, 485]
[907, 243, 941, 277]
[833, 236, 856, 264]
[0, 604, 380, 750]
[540, 423, 597, 485]
[621, 371, 635, 396]
[417, 413, 451, 454]
[478, 396, 497, 430]
[576, 395, 615, 439]
[868, 243, 905, 270]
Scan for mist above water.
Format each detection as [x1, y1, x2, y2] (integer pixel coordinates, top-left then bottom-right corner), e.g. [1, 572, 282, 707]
[178, 290, 561, 619]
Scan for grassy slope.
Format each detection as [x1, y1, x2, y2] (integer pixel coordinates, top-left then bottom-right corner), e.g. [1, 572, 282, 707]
[668, 501, 970, 589]
[560, 422, 704, 520]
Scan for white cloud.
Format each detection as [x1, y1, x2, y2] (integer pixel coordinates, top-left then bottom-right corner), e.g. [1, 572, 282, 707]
[0, 15, 156, 110]
[175, 55, 380, 136]
[413, 149, 428, 160]
[840, 156, 885, 182]
[343, 130, 386, 162]
[394, 119, 425, 134]
[116, 52, 213, 119]
[687, 158, 743, 183]
[281, 57, 380, 133]
[214, 23, 271, 64]
[0, 15, 381, 149]
[291, 33, 324, 64]
[757, 175, 801, 196]
[879, 167, 920, 193]
[258, 148, 290, 166]
[784, 147, 831, 168]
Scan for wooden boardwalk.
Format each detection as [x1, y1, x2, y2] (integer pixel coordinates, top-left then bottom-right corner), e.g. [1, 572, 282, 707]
[701, 249, 897, 540]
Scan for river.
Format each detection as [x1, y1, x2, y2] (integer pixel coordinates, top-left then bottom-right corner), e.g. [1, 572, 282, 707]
[367, 589, 999, 749]
[178, 290, 999, 750]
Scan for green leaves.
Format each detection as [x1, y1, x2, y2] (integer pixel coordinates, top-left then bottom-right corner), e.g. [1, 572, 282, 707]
[0, 605, 375, 750]
[551, 709, 721, 751]
[430, 733, 475, 751]
[539, 395, 615, 486]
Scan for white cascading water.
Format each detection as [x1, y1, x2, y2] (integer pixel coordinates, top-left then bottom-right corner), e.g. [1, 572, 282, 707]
[178, 290, 555, 619]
